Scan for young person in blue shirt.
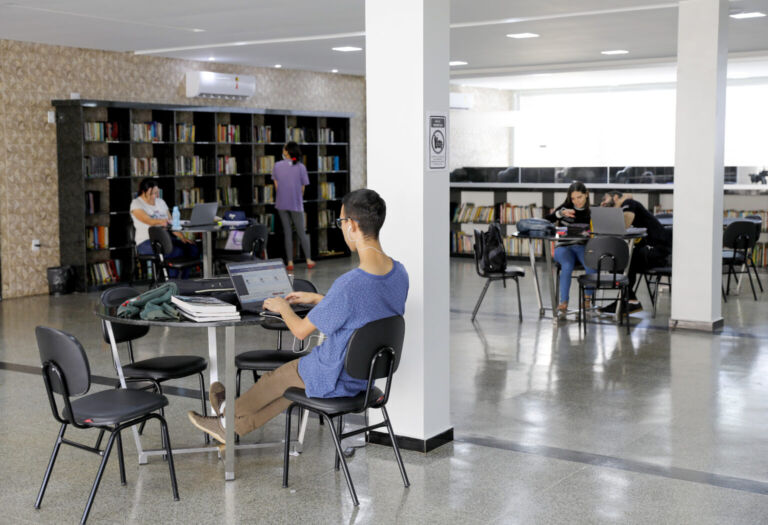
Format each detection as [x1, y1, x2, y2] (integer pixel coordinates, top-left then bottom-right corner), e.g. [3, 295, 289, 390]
[188, 189, 409, 443]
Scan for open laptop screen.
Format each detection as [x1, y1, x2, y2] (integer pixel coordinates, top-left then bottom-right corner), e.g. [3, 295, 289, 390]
[227, 260, 293, 305]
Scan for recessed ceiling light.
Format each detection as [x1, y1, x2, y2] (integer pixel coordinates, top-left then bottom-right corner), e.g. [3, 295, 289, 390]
[449, 61, 468, 66]
[192, 28, 205, 33]
[332, 46, 362, 52]
[274, 64, 282, 68]
[506, 32, 539, 39]
[208, 56, 215, 61]
[331, 69, 339, 73]
[601, 49, 629, 55]
[730, 11, 766, 19]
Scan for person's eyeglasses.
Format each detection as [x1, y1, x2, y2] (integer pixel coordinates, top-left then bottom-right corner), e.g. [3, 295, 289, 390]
[335, 217, 356, 229]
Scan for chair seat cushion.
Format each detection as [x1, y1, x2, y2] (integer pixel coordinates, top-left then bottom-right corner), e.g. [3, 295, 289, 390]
[283, 386, 383, 415]
[722, 250, 746, 262]
[646, 266, 672, 276]
[122, 355, 207, 381]
[65, 389, 168, 426]
[165, 256, 201, 269]
[236, 350, 308, 371]
[486, 266, 525, 278]
[578, 273, 629, 287]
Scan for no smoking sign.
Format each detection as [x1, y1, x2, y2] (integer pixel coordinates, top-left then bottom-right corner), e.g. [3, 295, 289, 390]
[427, 114, 447, 170]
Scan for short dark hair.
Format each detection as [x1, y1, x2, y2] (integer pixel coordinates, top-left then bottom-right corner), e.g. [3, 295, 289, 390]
[341, 189, 386, 239]
[284, 141, 302, 165]
[138, 178, 158, 196]
[605, 190, 623, 199]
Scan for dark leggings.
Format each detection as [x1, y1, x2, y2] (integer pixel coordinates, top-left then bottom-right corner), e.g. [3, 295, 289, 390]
[277, 209, 311, 261]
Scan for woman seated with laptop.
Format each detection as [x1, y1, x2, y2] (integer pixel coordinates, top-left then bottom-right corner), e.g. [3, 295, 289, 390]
[544, 181, 597, 319]
[130, 178, 199, 278]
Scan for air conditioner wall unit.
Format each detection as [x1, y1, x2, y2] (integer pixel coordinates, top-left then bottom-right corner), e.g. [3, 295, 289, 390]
[186, 71, 256, 99]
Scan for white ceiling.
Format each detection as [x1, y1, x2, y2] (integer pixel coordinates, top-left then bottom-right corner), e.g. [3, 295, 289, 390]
[1, 0, 767, 84]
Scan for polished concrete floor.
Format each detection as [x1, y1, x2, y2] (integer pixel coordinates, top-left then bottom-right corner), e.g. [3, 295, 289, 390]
[2, 258, 768, 523]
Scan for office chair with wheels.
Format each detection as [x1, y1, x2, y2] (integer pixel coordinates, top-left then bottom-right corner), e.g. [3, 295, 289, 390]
[148, 226, 201, 282]
[34, 326, 179, 525]
[471, 230, 525, 321]
[578, 237, 631, 335]
[282, 315, 410, 506]
[100, 286, 210, 443]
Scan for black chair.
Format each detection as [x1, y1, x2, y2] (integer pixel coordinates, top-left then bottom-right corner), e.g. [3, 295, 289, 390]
[128, 223, 161, 287]
[34, 326, 179, 524]
[643, 266, 672, 318]
[148, 226, 201, 282]
[472, 230, 525, 321]
[722, 220, 759, 301]
[235, 278, 318, 397]
[216, 224, 269, 270]
[744, 215, 764, 293]
[100, 286, 209, 443]
[578, 237, 631, 335]
[282, 315, 410, 506]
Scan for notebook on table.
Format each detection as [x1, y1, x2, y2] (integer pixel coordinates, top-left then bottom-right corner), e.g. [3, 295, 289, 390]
[226, 260, 312, 316]
[590, 207, 647, 236]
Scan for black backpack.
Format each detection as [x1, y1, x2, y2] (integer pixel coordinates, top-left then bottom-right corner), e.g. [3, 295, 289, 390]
[474, 224, 507, 273]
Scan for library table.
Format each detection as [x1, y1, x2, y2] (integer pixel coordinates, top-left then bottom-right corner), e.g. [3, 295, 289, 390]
[95, 306, 309, 481]
[180, 224, 247, 278]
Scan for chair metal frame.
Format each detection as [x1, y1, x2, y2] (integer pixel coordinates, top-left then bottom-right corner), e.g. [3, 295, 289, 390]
[471, 230, 524, 321]
[578, 237, 630, 335]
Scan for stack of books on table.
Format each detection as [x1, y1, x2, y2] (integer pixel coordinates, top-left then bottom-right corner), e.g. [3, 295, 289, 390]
[171, 295, 240, 322]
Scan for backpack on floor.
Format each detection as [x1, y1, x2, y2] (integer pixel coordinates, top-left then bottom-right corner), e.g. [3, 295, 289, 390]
[475, 223, 507, 273]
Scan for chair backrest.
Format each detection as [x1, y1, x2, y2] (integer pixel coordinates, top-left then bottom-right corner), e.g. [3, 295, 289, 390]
[723, 220, 757, 250]
[36, 326, 91, 397]
[149, 226, 174, 255]
[472, 230, 487, 278]
[241, 224, 268, 257]
[100, 286, 150, 345]
[344, 315, 405, 381]
[292, 278, 318, 293]
[584, 237, 630, 273]
[744, 216, 763, 247]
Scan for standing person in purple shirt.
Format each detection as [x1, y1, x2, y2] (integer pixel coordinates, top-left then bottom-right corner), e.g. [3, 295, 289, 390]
[188, 189, 409, 443]
[273, 141, 315, 270]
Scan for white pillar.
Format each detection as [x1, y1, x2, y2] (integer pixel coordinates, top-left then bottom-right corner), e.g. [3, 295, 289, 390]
[365, 0, 452, 449]
[670, 0, 728, 330]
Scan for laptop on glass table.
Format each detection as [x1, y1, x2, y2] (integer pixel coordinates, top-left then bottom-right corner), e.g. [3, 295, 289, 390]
[226, 260, 312, 316]
[181, 202, 218, 227]
[590, 207, 646, 236]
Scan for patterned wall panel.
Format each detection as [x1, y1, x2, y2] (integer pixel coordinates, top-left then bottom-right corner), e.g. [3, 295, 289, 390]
[0, 39, 366, 298]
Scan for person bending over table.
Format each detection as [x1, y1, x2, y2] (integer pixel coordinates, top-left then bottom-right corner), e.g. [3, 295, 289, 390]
[187, 189, 409, 443]
[130, 178, 198, 279]
[600, 191, 672, 312]
[544, 181, 596, 319]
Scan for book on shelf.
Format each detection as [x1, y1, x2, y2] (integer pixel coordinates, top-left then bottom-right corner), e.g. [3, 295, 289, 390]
[217, 156, 238, 175]
[85, 156, 119, 178]
[171, 295, 238, 314]
[452, 203, 495, 223]
[85, 191, 101, 214]
[256, 156, 276, 173]
[131, 157, 159, 177]
[254, 213, 275, 232]
[176, 123, 195, 142]
[84, 121, 119, 142]
[179, 188, 203, 208]
[318, 128, 335, 144]
[255, 185, 275, 203]
[319, 182, 336, 200]
[318, 209, 337, 228]
[498, 203, 543, 224]
[88, 259, 121, 285]
[450, 231, 543, 257]
[86, 226, 109, 250]
[176, 155, 205, 176]
[254, 125, 272, 143]
[318, 155, 340, 172]
[217, 124, 241, 143]
[286, 127, 307, 142]
[216, 186, 239, 206]
[132, 121, 164, 142]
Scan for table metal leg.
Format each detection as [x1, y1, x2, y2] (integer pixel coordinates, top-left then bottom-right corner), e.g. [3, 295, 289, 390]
[528, 239, 544, 316]
[543, 240, 558, 324]
[207, 327, 219, 387]
[224, 326, 236, 481]
[203, 231, 213, 278]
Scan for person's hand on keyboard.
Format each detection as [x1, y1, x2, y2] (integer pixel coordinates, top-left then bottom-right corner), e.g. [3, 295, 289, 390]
[285, 291, 324, 306]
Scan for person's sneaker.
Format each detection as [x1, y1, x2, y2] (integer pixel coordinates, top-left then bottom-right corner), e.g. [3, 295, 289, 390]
[209, 381, 225, 418]
[188, 411, 226, 444]
[599, 301, 618, 314]
[557, 302, 568, 320]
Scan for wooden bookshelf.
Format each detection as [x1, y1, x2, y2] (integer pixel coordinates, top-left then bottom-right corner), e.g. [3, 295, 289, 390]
[54, 99, 352, 290]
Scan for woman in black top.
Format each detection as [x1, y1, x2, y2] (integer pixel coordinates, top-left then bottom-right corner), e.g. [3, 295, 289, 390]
[545, 181, 596, 319]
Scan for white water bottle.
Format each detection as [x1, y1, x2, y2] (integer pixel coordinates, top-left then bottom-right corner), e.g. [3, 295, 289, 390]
[171, 205, 181, 230]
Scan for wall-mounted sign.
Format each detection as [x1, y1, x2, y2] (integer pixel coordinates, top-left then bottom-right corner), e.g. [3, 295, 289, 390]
[427, 113, 447, 170]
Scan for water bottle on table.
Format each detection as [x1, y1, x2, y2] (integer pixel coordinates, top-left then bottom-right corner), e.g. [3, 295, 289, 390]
[171, 205, 181, 230]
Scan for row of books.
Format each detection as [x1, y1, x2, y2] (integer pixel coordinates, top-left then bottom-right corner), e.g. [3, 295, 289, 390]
[453, 203, 495, 224]
[319, 182, 336, 200]
[86, 226, 109, 250]
[217, 186, 239, 206]
[217, 156, 238, 175]
[131, 156, 159, 177]
[171, 295, 240, 322]
[254, 125, 273, 143]
[450, 231, 544, 257]
[318, 128, 337, 144]
[132, 121, 164, 142]
[217, 124, 242, 143]
[318, 155, 341, 172]
[255, 184, 275, 203]
[176, 155, 207, 176]
[84, 121, 120, 142]
[89, 260, 122, 286]
[318, 209, 337, 228]
[255, 156, 276, 173]
[750, 243, 768, 268]
[498, 204, 544, 224]
[179, 188, 203, 208]
[176, 123, 195, 142]
[85, 191, 101, 215]
[254, 213, 276, 233]
[85, 155, 119, 178]
[286, 127, 309, 143]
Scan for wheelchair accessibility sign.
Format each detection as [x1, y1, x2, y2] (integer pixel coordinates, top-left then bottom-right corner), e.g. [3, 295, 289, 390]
[427, 114, 447, 170]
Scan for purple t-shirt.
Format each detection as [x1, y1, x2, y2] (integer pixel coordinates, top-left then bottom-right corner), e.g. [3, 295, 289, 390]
[272, 159, 309, 212]
[298, 260, 409, 398]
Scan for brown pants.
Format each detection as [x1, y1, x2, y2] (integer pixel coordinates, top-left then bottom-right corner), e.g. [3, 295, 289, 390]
[233, 359, 305, 436]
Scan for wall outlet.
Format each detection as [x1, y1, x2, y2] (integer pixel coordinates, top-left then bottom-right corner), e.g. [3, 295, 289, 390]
[31, 239, 40, 252]
[47, 111, 56, 124]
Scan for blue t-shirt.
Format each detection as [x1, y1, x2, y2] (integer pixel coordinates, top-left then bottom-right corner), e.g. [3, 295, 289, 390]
[298, 260, 409, 398]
